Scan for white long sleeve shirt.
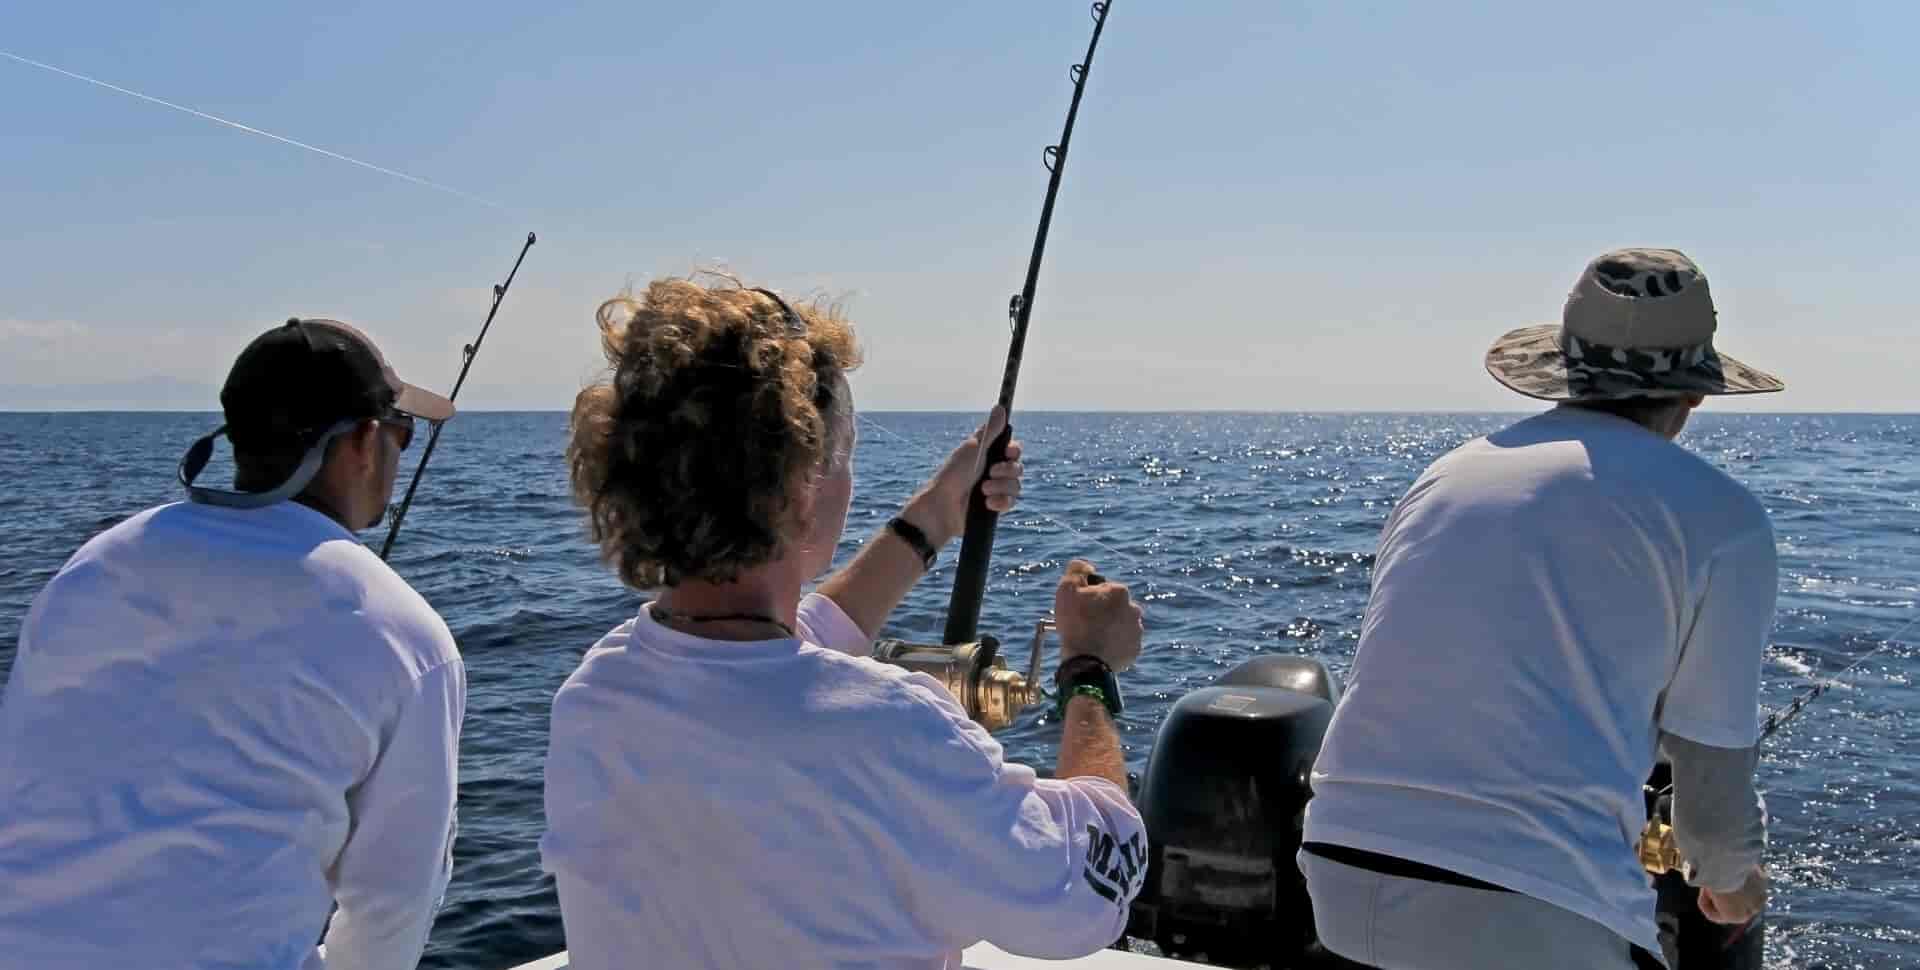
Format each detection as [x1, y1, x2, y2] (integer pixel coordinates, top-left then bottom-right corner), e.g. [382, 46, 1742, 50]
[540, 593, 1147, 969]
[0, 500, 465, 970]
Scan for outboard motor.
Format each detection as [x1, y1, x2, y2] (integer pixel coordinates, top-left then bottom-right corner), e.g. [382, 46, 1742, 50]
[1127, 656, 1357, 968]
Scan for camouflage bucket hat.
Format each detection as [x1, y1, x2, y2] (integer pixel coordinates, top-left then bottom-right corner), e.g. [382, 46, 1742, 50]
[1485, 248, 1784, 402]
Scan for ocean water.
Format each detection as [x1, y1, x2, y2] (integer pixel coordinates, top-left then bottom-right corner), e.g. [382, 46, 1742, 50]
[1, 410, 1915, 969]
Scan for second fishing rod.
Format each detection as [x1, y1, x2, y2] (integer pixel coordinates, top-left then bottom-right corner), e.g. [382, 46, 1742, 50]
[379, 231, 537, 561]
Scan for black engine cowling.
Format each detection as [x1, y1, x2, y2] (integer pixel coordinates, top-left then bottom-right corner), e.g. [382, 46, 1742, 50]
[1127, 656, 1350, 967]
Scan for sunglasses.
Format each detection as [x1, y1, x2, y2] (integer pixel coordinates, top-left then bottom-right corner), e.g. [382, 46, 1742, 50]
[377, 408, 417, 451]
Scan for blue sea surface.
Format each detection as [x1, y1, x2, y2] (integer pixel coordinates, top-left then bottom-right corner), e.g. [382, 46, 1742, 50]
[1, 411, 1914, 968]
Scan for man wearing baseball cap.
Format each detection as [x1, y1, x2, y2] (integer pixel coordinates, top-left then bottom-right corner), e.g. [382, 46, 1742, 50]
[1298, 249, 1780, 968]
[0, 319, 466, 970]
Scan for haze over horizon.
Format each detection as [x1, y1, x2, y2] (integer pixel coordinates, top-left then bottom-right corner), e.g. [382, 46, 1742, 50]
[6, 2, 1917, 413]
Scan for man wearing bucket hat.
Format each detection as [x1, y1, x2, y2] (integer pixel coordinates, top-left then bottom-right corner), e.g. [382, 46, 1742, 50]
[1297, 249, 1779, 969]
[0, 319, 466, 970]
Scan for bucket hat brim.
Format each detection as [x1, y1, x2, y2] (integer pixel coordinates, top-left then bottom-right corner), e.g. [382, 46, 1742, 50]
[1485, 323, 1785, 403]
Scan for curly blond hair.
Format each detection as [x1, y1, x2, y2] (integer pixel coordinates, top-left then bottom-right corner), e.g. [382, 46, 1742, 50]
[567, 273, 863, 589]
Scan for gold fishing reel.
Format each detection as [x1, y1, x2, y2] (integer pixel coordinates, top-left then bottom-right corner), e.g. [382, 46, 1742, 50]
[870, 619, 1057, 731]
[1637, 817, 1684, 875]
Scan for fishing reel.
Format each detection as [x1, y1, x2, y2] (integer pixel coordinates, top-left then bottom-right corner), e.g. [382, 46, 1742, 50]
[1635, 767, 1686, 876]
[870, 619, 1057, 731]
[1637, 816, 1684, 876]
[1635, 768, 1766, 967]
[1635, 770, 1688, 876]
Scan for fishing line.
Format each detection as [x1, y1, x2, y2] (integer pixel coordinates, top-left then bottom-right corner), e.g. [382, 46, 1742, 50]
[1, 50, 508, 211]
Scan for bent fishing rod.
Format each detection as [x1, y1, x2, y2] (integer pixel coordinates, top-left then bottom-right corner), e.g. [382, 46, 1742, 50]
[378, 231, 537, 560]
[1638, 623, 1911, 880]
[942, 0, 1114, 645]
[862, 3, 1116, 730]
[1756, 623, 1910, 741]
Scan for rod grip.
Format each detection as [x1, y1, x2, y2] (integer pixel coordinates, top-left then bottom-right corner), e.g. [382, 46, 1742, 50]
[941, 422, 1015, 644]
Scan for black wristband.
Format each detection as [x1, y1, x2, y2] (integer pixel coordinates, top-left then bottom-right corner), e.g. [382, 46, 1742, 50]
[1054, 653, 1113, 688]
[1054, 653, 1123, 719]
[887, 516, 938, 570]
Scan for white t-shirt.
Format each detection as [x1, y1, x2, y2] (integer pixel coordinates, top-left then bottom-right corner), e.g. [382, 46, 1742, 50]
[1303, 406, 1778, 957]
[540, 593, 1147, 970]
[0, 500, 465, 970]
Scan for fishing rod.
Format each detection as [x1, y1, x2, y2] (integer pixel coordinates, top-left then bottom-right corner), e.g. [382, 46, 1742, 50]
[863, 3, 1116, 731]
[1756, 628, 1908, 740]
[1638, 624, 1911, 884]
[942, 0, 1113, 646]
[378, 231, 537, 560]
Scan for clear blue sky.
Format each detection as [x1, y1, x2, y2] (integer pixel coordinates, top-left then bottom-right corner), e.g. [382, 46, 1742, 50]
[4, 1, 1916, 411]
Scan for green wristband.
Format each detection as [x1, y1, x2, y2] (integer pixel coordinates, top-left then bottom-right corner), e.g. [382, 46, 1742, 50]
[1057, 683, 1109, 719]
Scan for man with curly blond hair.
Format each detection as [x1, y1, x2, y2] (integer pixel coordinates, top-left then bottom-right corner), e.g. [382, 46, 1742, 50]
[540, 276, 1151, 969]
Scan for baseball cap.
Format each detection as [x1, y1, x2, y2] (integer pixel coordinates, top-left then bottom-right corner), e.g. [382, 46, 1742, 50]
[222, 317, 454, 445]
[179, 318, 454, 509]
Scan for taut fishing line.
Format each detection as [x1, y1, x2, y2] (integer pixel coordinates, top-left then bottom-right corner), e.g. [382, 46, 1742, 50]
[1, 50, 508, 211]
